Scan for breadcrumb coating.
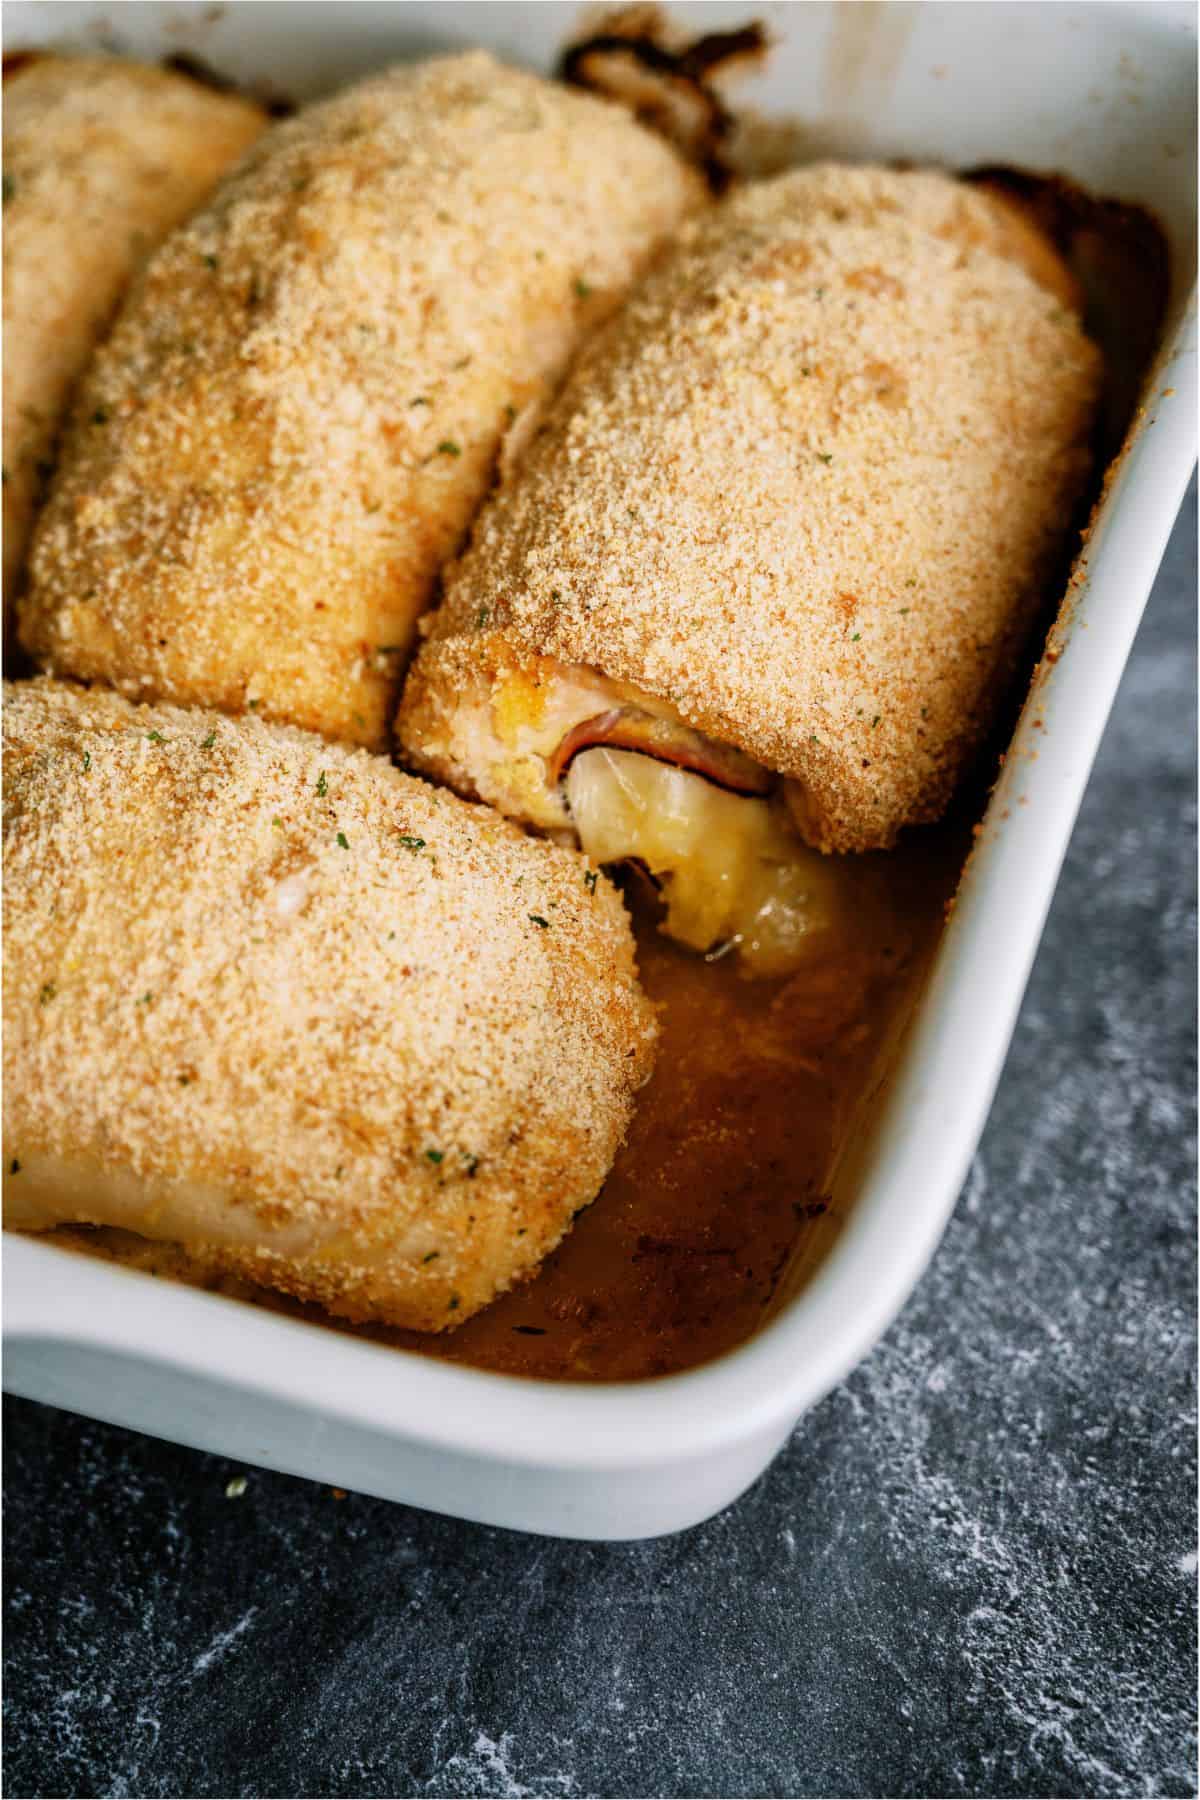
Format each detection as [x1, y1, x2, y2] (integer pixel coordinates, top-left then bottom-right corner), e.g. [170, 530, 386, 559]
[20, 52, 704, 747]
[2, 55, 266, 616]
[2, 679, 657, 1330]
[397, 164, 1102, 851]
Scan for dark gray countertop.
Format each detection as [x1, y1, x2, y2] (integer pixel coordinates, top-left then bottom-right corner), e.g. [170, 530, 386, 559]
[4, 488, 1195, 1800]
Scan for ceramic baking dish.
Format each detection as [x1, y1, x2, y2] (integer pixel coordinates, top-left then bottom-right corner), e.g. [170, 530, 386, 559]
[3, 0, 1196, 1540]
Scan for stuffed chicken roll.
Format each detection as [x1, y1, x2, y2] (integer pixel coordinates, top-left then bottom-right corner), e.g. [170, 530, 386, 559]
[3, 680, 656, 1330]
[396, 164, 1103, 974]
[2, 54, 266, 617]
[19, 53, 704, 747]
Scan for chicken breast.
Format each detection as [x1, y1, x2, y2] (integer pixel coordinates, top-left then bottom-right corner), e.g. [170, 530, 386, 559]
[396, 164, 1102, 971]
[2, 679, 656, 1330]
[2, 54, 266, 620]
[19, 52, 705, 748]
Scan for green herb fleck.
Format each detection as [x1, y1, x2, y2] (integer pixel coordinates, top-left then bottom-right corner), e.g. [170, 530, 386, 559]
[422, 1250, 440, 1264]
[905, 578, 917, 588]
[503, 403, 517, 426]
[271, 815, 285, 831]
[200, 729, 217, 750]
[801, 365, 812, 377]
[476, 605, 490, 630]
[247, 698, 261, 710]
[146, 730, 168, 745]
[9, 1158, 20, 1176]
[809, 734, 820, 745]
[316, 771, 328, 797]
[203, 252, 219, 271]
[82, 751, 91, 772]
[336, 831, 350, 850]
[550, 588, 563, 604]
[448, 1295, 460, 1311]
[436, 439, 461, 458]
[137, 993, 153, 1007]
[851, 632, 861, 642]
[398, 834, 426, 853]
[816, 452, 834, 465]
[573, 275, 593, 300]
[92, 406, 109, 426]
[584, 870, 598, 895]
[2, 174, 14, 206]
[528, 913, 550, 929]
[39, 982, 57, 1006]
[872, 715, 881, 730]
[425, 1149, 444, 1165]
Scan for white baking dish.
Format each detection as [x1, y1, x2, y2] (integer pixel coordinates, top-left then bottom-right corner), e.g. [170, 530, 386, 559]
[4, 0, 1196, 1540]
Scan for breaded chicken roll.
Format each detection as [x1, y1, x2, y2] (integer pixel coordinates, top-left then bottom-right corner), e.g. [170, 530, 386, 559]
[2, 55, 266, 616]
[397, 165, 1102, 972]
[3, 679, 656, 1330]
[20, 53, 705, 748]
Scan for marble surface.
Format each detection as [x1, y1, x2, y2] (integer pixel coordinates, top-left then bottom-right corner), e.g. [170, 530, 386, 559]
[4, 488, 1196, 1800]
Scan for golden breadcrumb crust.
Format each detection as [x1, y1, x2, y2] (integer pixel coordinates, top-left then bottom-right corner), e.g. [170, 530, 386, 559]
[2, 55, 266, 615]
[2, 679, 657, 1330]
[397, 164, 1102, 852]
[20, 52, 704, 747]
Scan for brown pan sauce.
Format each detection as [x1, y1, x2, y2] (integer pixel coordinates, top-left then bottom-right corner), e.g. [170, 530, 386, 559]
[386, 835, 963, 1379]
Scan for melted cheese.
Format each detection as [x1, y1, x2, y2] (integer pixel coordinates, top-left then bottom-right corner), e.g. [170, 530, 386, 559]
[566, 748, 850, 976]
[439, 660, 863, 975]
